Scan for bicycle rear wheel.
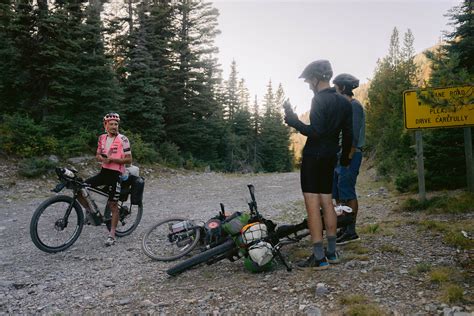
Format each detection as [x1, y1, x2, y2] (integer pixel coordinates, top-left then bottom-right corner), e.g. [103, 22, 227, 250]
[30, 195, 84, 253]
[166, 238, 235, 276]
[106, 201, 143, 237]
[142, 217, 201, 261]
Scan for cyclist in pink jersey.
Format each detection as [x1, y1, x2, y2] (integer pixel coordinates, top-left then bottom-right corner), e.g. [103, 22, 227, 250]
[78, 113, 132, 246]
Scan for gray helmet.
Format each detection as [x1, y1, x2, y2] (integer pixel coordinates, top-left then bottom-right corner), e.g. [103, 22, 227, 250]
[333, 73, 359, 90]
[299, 60, 333, 81]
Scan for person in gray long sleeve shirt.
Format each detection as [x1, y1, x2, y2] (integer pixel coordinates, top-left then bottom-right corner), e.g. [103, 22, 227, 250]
[284, 60, 353, 269]
[331, 73, 366, 245]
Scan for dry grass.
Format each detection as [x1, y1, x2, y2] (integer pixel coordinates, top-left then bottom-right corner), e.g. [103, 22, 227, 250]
[339, 294, 386, 316]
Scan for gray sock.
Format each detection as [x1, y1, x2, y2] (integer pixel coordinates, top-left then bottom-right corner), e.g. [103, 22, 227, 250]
[327, 235, 337, 255]
[312, 241, 325, 260]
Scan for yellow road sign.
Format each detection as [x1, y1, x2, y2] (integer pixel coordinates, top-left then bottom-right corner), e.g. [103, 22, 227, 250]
[403, 85, 474, 129]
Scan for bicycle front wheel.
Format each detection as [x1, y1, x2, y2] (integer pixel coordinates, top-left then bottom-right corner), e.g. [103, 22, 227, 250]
[30, 195, 84, 253]
[142, 217, 201, 261]
[166, 238, 235, 276]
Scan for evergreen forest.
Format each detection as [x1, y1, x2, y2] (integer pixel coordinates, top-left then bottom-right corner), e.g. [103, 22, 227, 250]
[0, 0, 472, 192]
[0, 0, 292, 173]
[364, 0, 473, 191]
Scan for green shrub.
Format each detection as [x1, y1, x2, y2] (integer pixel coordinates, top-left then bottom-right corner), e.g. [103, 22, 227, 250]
[401, 198, 433, 212]
[395, 171, 418, 193]
[0, 114, 58, 157]
[444, 230, 473, 250]
[159, 142, 183, 168]
[60, 128, 97, 156]
[183, 155, 206, 171]
[122, 130, 159, 164]
[18, 158, 57, 178]
[402, 193, 474, 214]
[424, 129, 466, 190]
[409, 262, 432, 275]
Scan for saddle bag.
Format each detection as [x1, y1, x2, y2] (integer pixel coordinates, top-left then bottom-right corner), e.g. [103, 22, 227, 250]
[130, 176, 145, 205]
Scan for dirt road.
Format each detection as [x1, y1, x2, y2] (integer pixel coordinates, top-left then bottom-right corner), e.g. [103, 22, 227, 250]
[0, 163, 471, 315]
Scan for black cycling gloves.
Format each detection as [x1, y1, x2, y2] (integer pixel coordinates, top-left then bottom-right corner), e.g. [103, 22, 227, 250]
[283, 99, 299, 128]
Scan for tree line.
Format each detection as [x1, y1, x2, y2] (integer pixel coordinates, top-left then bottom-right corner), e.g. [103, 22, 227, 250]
[365, 0, 473, 191]
[0, 0, 293, 173]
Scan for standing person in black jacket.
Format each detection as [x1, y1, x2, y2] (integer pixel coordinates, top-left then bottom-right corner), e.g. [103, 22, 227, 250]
[284, 59, 352, 269]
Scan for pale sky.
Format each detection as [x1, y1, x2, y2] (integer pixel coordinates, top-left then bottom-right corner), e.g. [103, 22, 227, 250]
[213, 0, 461, 114]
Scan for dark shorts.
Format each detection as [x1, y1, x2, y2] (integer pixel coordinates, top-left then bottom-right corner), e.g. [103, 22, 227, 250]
[300, 155, 337, 194]
[332, 151, 363, 201]
[85, 168, 122, 202]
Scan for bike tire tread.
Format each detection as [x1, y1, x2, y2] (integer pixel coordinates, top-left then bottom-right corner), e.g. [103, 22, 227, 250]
[166, 238, 235, 276]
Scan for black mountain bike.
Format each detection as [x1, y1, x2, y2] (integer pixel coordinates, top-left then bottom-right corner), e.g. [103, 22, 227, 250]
[166, 184, 354, 276]
[142, 202, 242, 261]
[30, 167, 144, 253]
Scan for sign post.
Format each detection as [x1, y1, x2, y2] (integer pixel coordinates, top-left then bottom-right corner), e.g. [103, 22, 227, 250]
[465, 127, 473, 192]
[415, 130, 426, 201]
[403, 85, 474, 198]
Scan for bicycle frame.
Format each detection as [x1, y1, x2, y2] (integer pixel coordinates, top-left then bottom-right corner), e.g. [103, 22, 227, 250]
[54, 168, 121, 226]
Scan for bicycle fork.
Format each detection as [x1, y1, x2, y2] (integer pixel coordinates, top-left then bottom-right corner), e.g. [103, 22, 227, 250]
[273, 244, 292, 272]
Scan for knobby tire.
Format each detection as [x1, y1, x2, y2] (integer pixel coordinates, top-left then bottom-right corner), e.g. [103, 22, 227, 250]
[30, 195, 84, 253]
[106, 202, 143, 237]
[166, 238, 235, 276]
[142, 217, 201, 261]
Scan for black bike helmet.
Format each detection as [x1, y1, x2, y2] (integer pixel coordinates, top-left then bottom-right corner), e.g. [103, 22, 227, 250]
[333, 73, 359, 90]
[299, 60, 333, 81]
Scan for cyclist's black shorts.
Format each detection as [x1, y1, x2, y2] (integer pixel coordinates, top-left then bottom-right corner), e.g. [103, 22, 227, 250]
[300, 155, 337, 194]
[85, 168, 121, 202]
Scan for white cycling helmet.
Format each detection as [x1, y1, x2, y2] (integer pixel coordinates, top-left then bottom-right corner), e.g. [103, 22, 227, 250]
[248, 241, 274, 266]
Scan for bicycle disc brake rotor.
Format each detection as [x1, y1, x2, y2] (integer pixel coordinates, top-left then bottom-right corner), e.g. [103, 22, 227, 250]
[54, 218, 67, 231]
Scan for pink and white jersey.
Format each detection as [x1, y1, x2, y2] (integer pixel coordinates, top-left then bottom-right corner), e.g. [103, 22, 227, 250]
[96, 133, 131, 174]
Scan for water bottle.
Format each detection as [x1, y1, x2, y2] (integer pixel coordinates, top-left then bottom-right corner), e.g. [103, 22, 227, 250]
[81, 189, 102, 225]
[120, 170, 129, 182]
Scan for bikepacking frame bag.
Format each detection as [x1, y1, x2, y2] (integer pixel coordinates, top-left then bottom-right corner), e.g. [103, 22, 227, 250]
[221, 212, 251, 236]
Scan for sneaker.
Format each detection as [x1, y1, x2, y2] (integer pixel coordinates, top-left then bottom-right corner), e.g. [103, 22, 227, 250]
[336, 228, 346, 239]
[105, 236, 116, 246]
[336, 233, 360, 245]
[326, 251, 341, 264]
[296, 254, 329, 270]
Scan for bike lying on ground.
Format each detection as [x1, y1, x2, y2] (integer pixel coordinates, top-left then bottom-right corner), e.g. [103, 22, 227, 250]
[159, 184, 354, 276]
[30, 167, 144, 253]
[141, 202, 235, 261]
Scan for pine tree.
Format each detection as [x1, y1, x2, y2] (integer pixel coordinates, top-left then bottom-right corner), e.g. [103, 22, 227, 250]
[76, 0, 123, 127]
[274, 83, 285, 110]
[0, 0, 18, 115]
[262, 79, 274, 116]
[421, 1, 473, 190]
[121, 0, 165, 146]
[165, 0, 223, 164]
[250, 95, 261, 170]
[238, 78, 250, 111]
[447, 0, 474, 73]
[224, 60, 239, 121]
[366, 28, 417, 188]
[259, 81, 293, 172]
